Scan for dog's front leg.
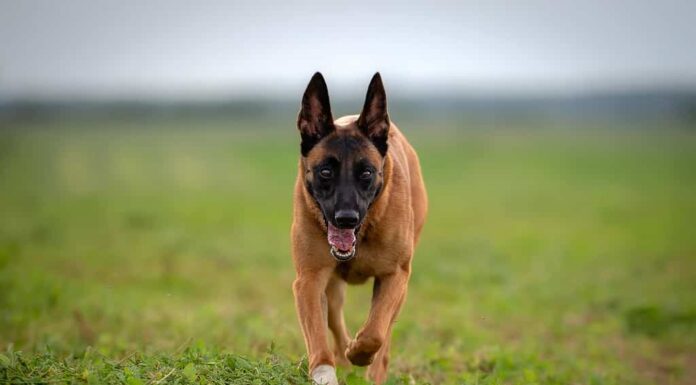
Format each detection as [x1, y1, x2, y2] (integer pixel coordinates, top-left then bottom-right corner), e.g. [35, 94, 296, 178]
[293, 269, 338, 385]
[346, 264, 410, 383]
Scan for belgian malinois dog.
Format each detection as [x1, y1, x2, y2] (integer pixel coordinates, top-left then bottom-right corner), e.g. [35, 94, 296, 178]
[291, 72, 428, 384]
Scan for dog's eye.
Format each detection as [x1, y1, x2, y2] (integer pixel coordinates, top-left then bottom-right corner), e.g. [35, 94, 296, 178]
[360, 170, 372, 180]
[319, 168, 333, 179]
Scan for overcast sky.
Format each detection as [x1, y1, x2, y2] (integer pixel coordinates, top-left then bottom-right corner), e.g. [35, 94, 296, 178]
[1, 0, 695, 100]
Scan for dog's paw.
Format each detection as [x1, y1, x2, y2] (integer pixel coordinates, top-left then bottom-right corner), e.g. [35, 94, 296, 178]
[345, 335, 383, 367]
[311, 365, 338, 385]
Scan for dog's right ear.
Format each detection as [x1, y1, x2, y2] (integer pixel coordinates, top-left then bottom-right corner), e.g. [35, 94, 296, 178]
[357, 73, 389, 156]
[297, 72, 335, 156]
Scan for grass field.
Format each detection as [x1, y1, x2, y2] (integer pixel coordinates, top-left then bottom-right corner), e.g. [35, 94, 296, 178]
[1, 116, 695, 384]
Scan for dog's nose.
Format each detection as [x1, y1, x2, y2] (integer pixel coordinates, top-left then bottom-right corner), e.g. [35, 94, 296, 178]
[335, 210, 359, 228]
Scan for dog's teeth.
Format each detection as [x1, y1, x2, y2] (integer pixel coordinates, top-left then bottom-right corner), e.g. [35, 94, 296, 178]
[330, 245, 355, 260]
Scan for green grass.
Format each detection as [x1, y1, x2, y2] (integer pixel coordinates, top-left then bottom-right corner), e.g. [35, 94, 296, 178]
[1, 116, 695, 384]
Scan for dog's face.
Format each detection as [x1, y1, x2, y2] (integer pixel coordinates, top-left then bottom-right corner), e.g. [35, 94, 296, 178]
[297, 72, 390, 261]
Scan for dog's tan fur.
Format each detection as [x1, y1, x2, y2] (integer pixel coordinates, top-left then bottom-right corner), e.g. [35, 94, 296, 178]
[291, 109, 427, 383]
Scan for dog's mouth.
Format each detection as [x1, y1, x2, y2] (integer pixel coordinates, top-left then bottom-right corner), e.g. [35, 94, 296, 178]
[327, 223, 357, 261]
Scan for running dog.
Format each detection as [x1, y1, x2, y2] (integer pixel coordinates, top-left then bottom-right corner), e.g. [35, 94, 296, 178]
[291, 72, 427, 384]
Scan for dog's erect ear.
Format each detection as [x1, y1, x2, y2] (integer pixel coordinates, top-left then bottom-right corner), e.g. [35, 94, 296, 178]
[297, 72, 335, 156]
[357, 72, 390, 156]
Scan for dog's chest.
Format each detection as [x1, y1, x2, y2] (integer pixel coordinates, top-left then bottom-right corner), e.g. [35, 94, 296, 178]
[335, 259, 372, 284]
[334, 241, 396, 284]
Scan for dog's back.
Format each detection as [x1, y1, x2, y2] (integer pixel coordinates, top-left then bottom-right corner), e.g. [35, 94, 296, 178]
[333, 114, 427, 245]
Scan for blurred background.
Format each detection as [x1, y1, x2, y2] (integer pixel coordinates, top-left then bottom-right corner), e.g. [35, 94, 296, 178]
[1, 1, 695, 384]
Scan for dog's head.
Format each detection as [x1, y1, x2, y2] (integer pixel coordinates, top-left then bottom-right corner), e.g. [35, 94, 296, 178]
[297, 72, 390, 261]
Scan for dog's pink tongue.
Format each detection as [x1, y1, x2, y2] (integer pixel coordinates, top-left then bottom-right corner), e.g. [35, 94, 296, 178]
[328, 223, 356, 251]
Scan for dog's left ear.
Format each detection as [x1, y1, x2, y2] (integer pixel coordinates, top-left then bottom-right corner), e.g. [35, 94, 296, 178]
[298, 72, 335, 156]
[358, 72, 390, 156]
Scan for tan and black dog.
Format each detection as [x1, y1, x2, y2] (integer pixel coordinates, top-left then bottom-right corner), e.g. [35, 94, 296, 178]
[291, 72, 427, 385]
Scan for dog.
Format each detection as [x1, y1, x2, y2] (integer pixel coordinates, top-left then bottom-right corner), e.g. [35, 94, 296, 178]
[291, 72, 427, 385]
